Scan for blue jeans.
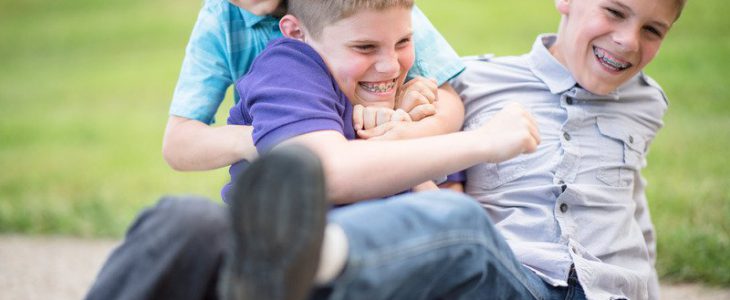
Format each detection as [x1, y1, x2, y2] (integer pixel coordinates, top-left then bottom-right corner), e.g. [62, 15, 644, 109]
[87, 192, 586, 300]
[324, 190, 586, 300]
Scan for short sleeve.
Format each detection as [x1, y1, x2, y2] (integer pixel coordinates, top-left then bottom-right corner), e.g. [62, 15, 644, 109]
[169, 0, 233, 124]
[235, 40, 349, 152]
[408, 5, 465, 85]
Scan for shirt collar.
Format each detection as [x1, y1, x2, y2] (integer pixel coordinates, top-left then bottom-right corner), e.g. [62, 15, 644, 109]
[528, 34, 624, 100]
[238, 7, 277, 28]
[527, 34, 577, 95]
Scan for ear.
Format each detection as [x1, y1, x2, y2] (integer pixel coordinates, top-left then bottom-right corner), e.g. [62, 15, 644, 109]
[556, 0, 570, 15]
[279, 15, 306, 41]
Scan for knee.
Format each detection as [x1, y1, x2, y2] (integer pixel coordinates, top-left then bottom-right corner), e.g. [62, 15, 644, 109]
[404, 190, 491, 230]
[431, 190, 484, 217]
[133, 196, 229, 240]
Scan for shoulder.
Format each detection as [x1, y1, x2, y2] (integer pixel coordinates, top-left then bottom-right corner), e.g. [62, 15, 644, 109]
[244, 39, 328, 82]
[236, 38, 337, 99]
[618, 72, 669, 107]
[200, 0, 234, 15]
[451, 53, 536, 92]
[461, 54, 533, 80]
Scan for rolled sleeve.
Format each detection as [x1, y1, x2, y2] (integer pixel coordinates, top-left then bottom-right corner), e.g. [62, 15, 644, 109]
[169, 0, 233, 124]
[408, 6, 465, 85]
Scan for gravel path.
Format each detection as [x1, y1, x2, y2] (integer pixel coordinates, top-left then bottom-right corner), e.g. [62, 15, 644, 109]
[1, 235, 728, 300]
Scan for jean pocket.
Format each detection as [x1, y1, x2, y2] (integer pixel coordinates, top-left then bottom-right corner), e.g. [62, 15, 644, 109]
[595, 117, 645, 187]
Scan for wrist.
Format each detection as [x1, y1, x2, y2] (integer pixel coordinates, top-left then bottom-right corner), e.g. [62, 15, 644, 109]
[232, 125, 258, 161]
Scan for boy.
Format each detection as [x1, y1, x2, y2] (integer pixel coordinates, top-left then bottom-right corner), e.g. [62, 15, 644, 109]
[220, 0, 538, 204]
[451, 0, 685, 298]
[162, 0, 467, 171]
[86, 1, 538, 299]
[225, 0, 685, 299]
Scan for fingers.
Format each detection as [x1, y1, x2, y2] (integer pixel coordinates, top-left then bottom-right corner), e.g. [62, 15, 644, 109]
[356, 106, 397, 130]
[353, 104, 364, 131]
[407, 104, 436, 121]
[392, 108, 412, 122]
[397, 76, 438, 112]
[357, 122, 396, 140]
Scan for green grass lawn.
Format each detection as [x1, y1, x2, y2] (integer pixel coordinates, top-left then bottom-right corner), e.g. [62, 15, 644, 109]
[1, 0, 728, 285]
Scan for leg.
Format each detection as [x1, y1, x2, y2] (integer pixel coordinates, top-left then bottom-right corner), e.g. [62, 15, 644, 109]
[324, 191, 543, 300]
[219, 144, 327, 300]
[85, 196, 229, 300]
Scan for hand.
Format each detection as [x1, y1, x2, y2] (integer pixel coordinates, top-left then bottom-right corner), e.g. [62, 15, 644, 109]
[353, 104, 414, 140]
[475, 102, 541, 163]
[353, 105, 412, 131]
[396, 76, 438, 121]
[412, 181, 439, 192]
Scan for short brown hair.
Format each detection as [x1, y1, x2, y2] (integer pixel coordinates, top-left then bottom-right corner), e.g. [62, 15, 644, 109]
[673, 0, 687, 21]
[287, 0, 414, 38]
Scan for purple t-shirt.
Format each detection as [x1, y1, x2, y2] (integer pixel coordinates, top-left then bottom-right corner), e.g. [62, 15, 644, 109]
[222, 38, 355, 202]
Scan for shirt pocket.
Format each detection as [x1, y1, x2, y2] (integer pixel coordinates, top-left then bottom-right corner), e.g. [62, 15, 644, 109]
[595, 117, 646, 187]
[467, 159, 530, 190]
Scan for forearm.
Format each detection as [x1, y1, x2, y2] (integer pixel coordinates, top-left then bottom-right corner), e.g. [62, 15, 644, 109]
[162, 116, 257, 171]
[284, 130, 490, 204]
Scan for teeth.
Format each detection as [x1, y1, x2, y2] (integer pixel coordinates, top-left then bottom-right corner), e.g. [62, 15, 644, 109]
[359, 80, 396, 93]
[593, 46, 631, 70]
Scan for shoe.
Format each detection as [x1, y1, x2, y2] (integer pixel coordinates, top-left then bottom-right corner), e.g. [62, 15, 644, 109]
[219, 144, 327, 300]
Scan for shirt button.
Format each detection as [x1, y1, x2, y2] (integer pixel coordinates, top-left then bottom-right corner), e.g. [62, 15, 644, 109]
[629, 135, 635, 143]
[566, 97, 574, 105]
[563, 132, 572, 141]
[560, 203, 568, 213]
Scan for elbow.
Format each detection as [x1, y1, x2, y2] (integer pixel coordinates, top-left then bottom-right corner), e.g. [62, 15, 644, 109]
[161, 136, 186, 171]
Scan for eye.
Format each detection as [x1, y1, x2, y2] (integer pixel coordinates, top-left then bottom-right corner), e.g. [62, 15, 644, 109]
[643, 26, 664, 38]
[605, 7, 624, 19]
[352, 44, 375, 53]
[396, 37, 412, 48]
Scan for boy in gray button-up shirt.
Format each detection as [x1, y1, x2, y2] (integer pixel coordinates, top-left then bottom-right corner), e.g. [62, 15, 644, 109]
[450, 0, 686, 299]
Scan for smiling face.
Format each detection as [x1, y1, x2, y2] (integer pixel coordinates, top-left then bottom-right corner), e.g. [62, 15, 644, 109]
[303, 7, 414, 109]
[550, 0, 679, 95]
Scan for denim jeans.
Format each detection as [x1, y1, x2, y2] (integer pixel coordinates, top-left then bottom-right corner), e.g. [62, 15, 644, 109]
[323, 190, 586, 300]
[85, 196, 230, 300]
[86, 192, 586, 300]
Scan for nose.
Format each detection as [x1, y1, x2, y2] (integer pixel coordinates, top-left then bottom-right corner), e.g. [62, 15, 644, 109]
[613, 25, 640, 53]
[374, 50, 400, 76]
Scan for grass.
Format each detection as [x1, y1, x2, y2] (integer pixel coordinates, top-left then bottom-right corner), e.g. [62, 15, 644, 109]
[1, 0, 728, 285]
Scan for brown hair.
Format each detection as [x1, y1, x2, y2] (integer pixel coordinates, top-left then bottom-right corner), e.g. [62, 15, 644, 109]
[673, 0, 687, 21]
[287, 0, 414, 38]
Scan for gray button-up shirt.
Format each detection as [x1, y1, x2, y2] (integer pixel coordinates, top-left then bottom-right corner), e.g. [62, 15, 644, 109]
[451, 34, 667, 300]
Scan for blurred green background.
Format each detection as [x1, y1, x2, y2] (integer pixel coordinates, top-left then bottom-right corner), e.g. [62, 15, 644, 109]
[0, 0, 728, 286]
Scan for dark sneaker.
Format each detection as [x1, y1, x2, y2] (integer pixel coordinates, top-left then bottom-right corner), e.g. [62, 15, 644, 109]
[219, 144, 328, 300]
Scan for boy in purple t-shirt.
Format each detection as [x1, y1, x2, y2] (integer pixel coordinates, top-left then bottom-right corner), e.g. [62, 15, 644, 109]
[222, 0, 541, 204]
[220, 1, 540, 298]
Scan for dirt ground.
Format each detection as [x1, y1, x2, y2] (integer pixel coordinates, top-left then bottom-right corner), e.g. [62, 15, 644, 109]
[1, 235, 728, 300]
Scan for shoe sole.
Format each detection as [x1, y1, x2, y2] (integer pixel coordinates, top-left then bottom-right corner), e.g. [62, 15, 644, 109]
[220, 145, 327, 300]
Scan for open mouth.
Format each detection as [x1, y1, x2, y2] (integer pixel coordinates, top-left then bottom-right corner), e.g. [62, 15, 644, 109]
[359, 78, 397, 94]
[593, 46, 632, 71]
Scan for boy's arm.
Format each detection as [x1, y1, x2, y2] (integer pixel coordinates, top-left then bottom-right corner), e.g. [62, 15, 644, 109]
[633, 168, 660, 298]
[164, 1, 260, 171]
[162, 116, 257, 171]
[282, 103, 539, 204]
